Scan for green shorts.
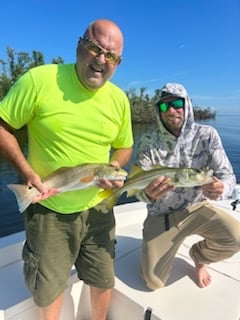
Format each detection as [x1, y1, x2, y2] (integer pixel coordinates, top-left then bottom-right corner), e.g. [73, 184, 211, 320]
[22, 203, 116, 307]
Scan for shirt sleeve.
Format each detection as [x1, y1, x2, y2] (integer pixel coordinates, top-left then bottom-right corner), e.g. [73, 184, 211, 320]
[0, 71, 37, 129]
[111, 94, 134, 149]
[208, 128, 236, 198]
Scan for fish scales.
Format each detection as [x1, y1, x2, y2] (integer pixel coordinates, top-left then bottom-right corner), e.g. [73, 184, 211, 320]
[96, 165, 214, 213]
[7, 163, 128, 213]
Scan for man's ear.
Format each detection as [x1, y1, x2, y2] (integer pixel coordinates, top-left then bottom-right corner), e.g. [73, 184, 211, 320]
[117, 57, 122, 66]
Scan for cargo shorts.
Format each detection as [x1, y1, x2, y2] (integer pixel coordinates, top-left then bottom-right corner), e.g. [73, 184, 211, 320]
[22, 203, 116, 307]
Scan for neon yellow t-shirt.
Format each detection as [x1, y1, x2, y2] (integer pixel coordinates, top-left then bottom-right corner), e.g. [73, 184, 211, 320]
[0, 64, 133, 213]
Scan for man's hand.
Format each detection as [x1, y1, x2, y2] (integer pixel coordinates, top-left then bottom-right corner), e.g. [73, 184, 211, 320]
[97, 178, 125, 190]
[32, 188, 59, 203]
[25, 172, 59, 203]
[202, 176, 224, 200]
[144, 176, 175, 201]
[96, 160, 125, 190]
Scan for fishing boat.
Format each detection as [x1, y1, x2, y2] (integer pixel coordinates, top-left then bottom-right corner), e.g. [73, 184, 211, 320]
[1, 190, 240, 320]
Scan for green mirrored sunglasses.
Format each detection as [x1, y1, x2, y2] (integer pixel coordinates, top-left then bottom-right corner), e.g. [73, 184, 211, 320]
[158, 98, 184, 112]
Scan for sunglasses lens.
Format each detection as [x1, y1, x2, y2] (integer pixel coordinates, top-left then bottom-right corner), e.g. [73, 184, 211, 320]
[104, 52, 119, 64]
[82, 37, 120, 64]
[159, 102, 168, 112]
[85, 42, 101, 55]
[158, 99, 184, 112]
[171, 99, 184, 108]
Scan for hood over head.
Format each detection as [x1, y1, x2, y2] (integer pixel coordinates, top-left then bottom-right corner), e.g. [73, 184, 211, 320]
[155, 82, 195, 138]
[156, 82, 188, 103]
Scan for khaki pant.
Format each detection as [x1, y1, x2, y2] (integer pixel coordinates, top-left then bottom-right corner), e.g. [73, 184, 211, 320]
[141, 201, 240, 290]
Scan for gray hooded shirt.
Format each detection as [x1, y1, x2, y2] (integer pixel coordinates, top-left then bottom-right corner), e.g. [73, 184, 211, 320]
[136, 83, 236, 216]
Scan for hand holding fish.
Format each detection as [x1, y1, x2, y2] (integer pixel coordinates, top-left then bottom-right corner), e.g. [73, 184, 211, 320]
[8, 163, 128, 213]
[96, 177, 125, 190]
[31, 185, 59, 204]
[144, 176, 175, 200]
[95, 161, 125, 190]
[202, 176, 224, 200]
[96, 165, 214, 213]
[22, 170, 59, 203]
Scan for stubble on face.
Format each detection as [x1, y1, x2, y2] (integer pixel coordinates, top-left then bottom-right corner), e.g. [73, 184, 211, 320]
[160, 111, 184, 137]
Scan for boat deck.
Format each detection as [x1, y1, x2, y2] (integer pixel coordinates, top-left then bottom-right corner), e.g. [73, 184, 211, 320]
[1, 200, 240, 319]
[110, 201, 240, 320]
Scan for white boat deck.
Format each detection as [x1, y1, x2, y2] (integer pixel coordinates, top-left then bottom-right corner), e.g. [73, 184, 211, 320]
[1, 200, 240, 319]
[111, 201, 240, 320]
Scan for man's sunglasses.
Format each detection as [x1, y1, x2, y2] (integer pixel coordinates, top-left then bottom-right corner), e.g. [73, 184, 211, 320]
[157, 98, 184, 112]
[80, 36, 121, 65]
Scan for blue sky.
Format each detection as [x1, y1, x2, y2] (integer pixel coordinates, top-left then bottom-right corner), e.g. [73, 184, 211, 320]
[1, 0, 240, 112]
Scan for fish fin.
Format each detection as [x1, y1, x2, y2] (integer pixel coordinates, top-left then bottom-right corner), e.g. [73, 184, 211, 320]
[128, 164, 167, 178]
[7, 184, 37, 213]
[95, 190, 119, 214]
[128, 165, 144, 178]
[79, 176, 94, 183]
[95, 198, 116, 213]
[98, 189, 113, 199]
[126, 188, 140, 197]
[95, 202, 109, 214]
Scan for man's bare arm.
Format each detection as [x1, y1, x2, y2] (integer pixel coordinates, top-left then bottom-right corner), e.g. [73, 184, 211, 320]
[0, 118, 47, 194]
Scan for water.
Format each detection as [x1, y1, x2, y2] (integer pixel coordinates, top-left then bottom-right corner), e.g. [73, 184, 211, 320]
[0, 114, 239, 237]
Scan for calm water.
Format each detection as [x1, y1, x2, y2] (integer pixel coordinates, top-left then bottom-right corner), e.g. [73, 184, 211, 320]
[0, 114, 239, 237]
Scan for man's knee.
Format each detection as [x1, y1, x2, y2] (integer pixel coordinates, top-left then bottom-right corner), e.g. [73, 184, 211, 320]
[141, 269, 165, 290]
[230, 229, 240, 252]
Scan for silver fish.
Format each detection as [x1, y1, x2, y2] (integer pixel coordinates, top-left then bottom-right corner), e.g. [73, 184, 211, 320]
[96, 165, 214, 213]
[8, 163, 128, 213]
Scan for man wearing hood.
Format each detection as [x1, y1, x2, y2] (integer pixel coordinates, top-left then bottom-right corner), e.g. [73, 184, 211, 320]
[136, 83, 240, 289]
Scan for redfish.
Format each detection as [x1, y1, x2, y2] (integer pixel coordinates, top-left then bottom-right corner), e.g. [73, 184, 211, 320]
[8, 163, 128, 213]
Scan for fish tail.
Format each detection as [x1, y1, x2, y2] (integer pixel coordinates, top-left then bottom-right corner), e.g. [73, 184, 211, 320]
[126, 189, 139, 197]
[7, 184, 35, 213]
[95, 191, 119, 213]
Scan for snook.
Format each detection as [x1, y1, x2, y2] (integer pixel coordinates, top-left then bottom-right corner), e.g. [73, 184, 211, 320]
[8, 163, 128, 213]
[96, 165, 214, 213]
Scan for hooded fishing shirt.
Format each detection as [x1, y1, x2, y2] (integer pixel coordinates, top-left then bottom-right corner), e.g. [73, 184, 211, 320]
[136, 83, 236, 216]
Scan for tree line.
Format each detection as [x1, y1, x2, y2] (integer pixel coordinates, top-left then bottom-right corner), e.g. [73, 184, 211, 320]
[0, 47, 216, 123]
